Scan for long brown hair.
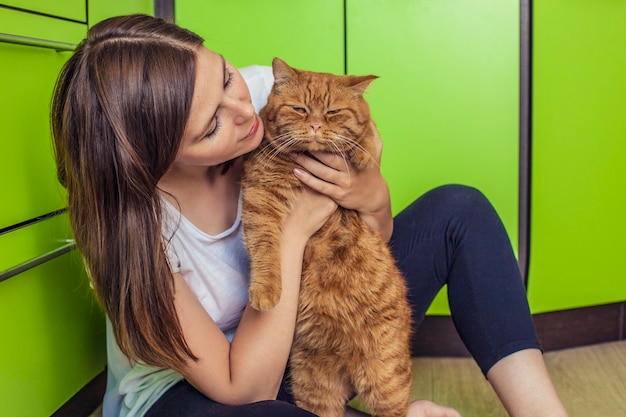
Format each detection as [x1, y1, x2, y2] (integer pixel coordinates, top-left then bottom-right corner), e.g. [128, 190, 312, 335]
[51, 14, 204, 371]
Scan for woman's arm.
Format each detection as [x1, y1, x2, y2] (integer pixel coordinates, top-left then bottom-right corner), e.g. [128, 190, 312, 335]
[174, 186, 337, 405]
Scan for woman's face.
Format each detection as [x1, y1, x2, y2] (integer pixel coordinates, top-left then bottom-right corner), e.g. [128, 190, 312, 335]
[174, 47, 263, 168]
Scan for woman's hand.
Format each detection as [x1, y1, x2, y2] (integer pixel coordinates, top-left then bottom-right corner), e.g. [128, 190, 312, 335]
[284, 183, 338, 244]
[290, 122, 394, 241]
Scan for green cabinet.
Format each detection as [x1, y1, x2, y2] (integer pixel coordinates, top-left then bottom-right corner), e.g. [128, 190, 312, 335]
[527, 0, 626, 313]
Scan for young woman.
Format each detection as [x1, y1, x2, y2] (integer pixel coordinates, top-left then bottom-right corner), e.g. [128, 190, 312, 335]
[51, 14, 569, 417]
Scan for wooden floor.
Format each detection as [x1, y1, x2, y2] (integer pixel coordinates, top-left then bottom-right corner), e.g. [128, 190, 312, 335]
[89, 341, 626, 417]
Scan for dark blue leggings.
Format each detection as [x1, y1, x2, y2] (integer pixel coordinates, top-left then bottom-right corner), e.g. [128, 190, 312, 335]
[389, 184, 540, 375]
[146, 184, 540, 416]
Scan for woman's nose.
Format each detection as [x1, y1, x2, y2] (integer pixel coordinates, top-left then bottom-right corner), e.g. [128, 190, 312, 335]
[225, 95, 255, 124]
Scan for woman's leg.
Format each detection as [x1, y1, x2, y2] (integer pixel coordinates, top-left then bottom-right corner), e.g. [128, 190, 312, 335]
[389, 184, 568, 416]
[487, 349, 568, 417]
[145, 380, 316, 417]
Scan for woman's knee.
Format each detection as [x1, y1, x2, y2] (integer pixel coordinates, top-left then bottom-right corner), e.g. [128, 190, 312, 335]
[426, 184, 488, 206]
[422, 184, 495, 220]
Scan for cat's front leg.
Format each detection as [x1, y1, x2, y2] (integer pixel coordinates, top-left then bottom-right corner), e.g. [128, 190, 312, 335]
[246, 216, 285, 311]
[248, 243, 283, 311]
[243, 183, 292, 311]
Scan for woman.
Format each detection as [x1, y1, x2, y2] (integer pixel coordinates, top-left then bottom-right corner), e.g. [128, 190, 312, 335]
[51, 14, 569, 417]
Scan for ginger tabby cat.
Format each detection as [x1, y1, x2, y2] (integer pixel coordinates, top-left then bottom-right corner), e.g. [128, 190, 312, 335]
[241, 58, 412, 417]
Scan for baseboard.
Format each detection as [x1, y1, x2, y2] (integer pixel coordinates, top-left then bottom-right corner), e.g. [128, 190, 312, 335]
[411, 301, 626, 357]
[52, 369, 106, 417]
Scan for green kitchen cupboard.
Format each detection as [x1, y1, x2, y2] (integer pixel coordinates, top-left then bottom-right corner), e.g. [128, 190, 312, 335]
[346, 0, 521, 313]
[528, 0, 626, 313]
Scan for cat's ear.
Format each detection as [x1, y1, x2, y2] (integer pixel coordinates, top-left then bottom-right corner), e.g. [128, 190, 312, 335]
[345, 75, 379, 97]
[272, 58, 298, 86]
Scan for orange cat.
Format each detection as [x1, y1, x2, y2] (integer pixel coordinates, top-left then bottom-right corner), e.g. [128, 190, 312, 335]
[241, 58, 412, 417]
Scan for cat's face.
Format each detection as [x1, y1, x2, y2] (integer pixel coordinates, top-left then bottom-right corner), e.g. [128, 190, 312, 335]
[260, 58, 377, 154]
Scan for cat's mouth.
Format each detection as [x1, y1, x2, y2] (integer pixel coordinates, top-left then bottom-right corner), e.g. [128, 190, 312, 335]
[290, 141, 346, 154]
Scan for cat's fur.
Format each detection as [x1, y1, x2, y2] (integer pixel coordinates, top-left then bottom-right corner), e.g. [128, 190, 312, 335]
[241, 58, 412, 417]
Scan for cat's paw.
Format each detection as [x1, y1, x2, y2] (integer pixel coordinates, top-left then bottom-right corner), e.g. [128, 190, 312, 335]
[249, 284, 281, 311]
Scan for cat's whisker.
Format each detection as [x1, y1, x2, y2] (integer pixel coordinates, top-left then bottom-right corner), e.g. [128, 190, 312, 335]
[255, 134, 297, 167]
[272, 136, 298, 156]
[256, 142, 280, 165]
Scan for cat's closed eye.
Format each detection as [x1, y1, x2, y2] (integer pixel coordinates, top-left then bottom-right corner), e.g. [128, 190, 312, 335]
[292, 106, 307, 115]
[326, 109, 341, 115]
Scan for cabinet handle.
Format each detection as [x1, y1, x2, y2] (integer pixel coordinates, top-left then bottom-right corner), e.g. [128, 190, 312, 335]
[0, 32, 76, 51]
[0, 240, 76, 283]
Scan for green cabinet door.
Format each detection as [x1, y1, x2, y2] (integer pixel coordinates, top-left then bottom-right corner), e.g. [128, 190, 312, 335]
[0, 243, 106, 417]
[347, 0, 520, 313]
[528, 1, 626, 313]
[0, 209, 104, 417]
[0, 42, 70, 227]
[0, 8, 85, 228]
[175, 0, 344, 74]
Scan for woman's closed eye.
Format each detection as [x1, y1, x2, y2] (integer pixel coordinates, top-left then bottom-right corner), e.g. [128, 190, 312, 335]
[205, 118, 220, 139]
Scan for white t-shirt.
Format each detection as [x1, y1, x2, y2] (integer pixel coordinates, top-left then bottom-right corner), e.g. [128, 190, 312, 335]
[102, 65, 274, 417]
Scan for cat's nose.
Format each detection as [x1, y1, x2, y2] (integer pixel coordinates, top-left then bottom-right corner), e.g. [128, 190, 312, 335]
[310, 123, 321, 132]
